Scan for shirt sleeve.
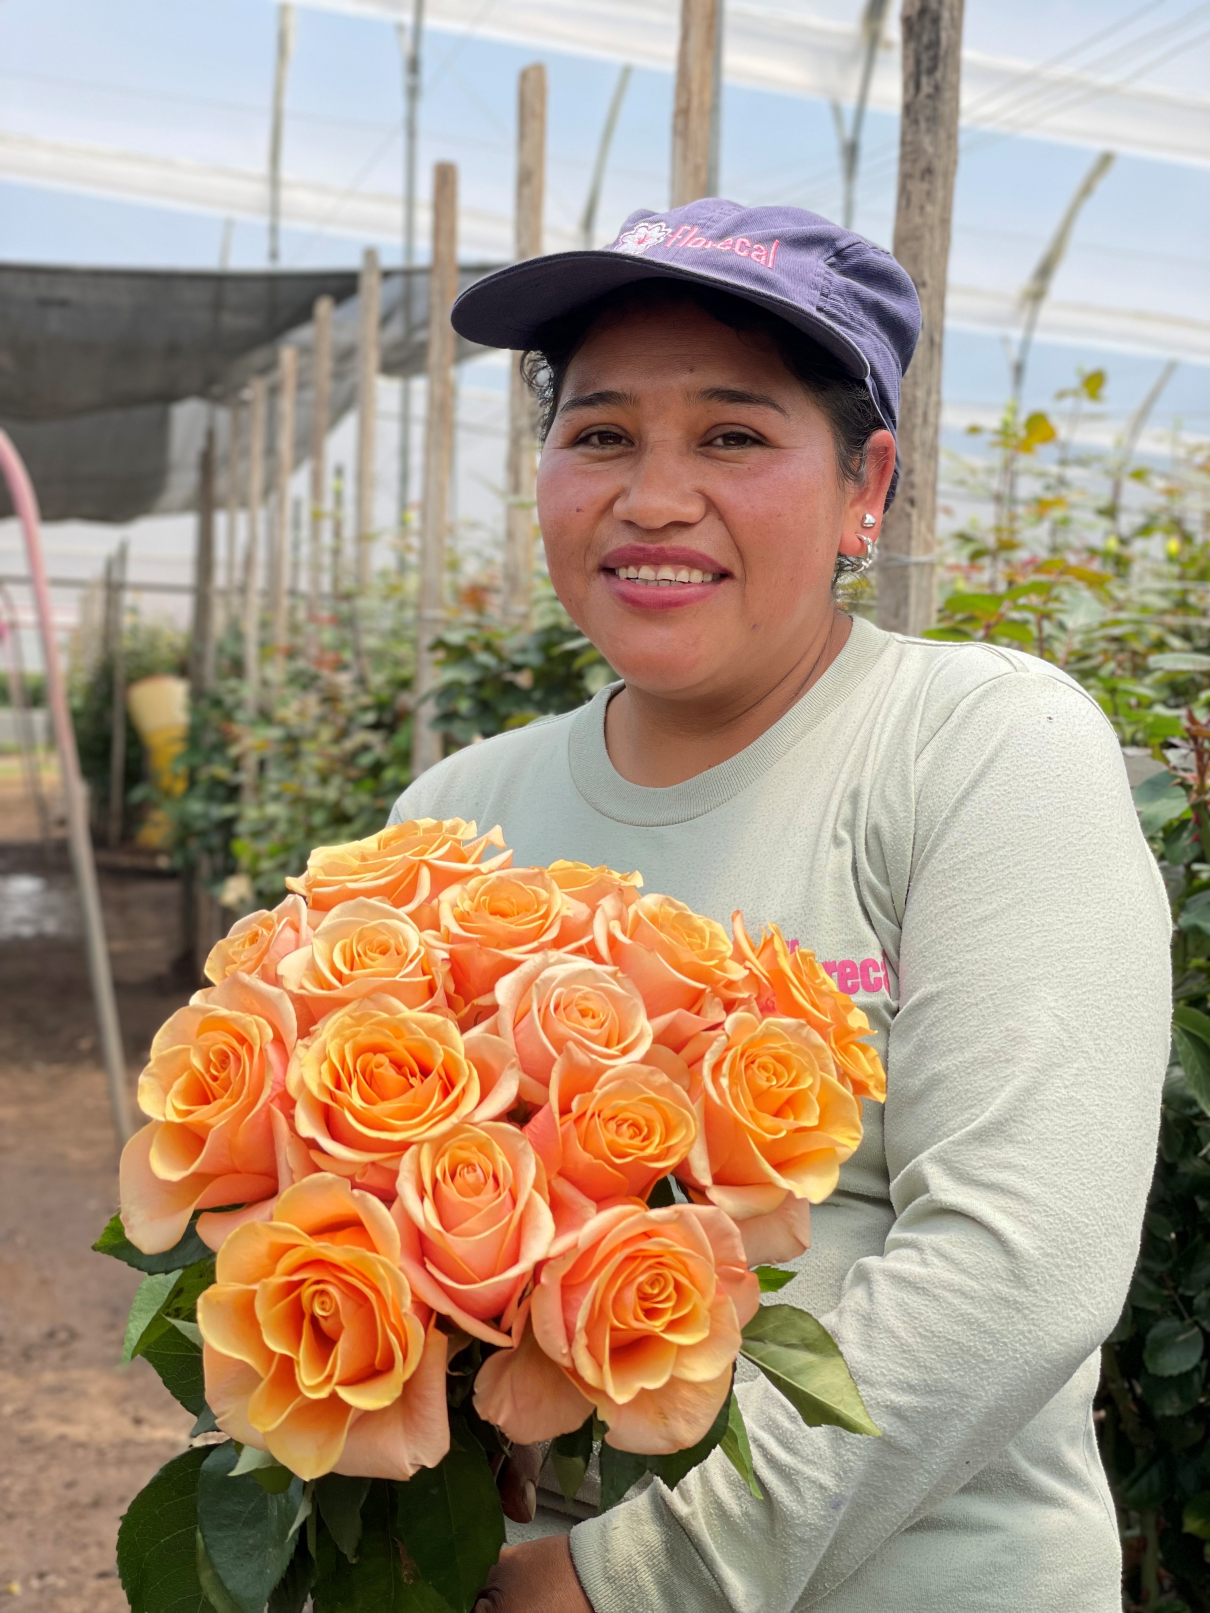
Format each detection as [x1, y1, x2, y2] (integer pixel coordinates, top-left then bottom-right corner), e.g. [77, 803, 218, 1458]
[568, 670, 1172, 1612]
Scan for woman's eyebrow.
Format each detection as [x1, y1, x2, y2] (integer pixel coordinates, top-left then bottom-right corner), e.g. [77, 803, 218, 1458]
[558, 388, 638, 416]
[691, 386, 789, 416]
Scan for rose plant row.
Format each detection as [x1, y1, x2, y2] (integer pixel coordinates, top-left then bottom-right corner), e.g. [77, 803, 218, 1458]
[98, 818, 885, 1613]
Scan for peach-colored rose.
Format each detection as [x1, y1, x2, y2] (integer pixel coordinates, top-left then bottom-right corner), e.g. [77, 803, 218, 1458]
[393, 1123, 555, 1346]
[732, 915, 886, 1101]
[487, 952, 653, 1107]
[547, 859, 643, 913]
[198, 1173, 449, 1480]
[679, 1010, 863, 1263]
[436, 867, 593, 1014]
[525, 1061, 698, 1204]
[277, 898, 453, 1035]
[596, 894, 755, 1054]
[285, 1000, 519, 1194]
[474, 1202, 759, 1453]
[119, 974, 296, 1254]
[204, 895, 311, 989]
[285, 818, 510, 928]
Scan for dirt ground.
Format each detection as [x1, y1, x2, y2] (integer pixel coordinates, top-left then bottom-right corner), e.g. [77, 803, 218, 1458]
[1, 764, 196, 1613]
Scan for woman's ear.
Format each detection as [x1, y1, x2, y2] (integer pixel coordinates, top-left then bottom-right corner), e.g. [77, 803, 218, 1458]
[837, 429, 898, 558]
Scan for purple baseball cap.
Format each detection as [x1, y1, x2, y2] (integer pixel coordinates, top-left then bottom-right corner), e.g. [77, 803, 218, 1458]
[451, 199, 922, 438]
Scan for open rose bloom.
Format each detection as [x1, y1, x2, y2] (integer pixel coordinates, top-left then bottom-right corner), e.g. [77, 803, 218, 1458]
[108, 818, 884, 1602]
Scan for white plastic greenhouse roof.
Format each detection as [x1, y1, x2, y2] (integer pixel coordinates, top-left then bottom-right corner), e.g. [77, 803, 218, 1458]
[303, 0, 1210, 168]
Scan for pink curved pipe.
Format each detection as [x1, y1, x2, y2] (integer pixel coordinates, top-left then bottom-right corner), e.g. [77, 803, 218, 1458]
[0, 430, 134, 1142]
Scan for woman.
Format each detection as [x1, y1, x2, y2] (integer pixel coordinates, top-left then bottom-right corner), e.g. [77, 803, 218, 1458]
[390, 200, 1171, 1613]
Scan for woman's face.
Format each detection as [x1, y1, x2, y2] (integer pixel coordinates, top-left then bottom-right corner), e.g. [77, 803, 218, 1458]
[536, 298, 895, 705]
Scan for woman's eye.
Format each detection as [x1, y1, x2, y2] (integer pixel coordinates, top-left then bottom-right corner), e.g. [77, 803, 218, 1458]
[576, 428, 631, 448]
[706, 429, 763, 449]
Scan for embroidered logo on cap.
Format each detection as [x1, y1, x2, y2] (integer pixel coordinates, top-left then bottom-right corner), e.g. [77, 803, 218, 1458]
[613, 220, 675, 256]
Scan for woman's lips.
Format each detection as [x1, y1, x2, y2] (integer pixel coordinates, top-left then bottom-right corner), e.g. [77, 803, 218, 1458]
[601, 564, 728, 610]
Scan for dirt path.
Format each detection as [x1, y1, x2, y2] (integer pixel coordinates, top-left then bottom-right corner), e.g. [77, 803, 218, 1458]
[1, 805, 195, 1613]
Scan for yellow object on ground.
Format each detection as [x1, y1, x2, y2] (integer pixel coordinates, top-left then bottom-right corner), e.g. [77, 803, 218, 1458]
[125, 674, 189, 849]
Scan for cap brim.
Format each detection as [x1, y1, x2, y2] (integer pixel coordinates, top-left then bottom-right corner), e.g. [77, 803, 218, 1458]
[450, 250, 872, 383]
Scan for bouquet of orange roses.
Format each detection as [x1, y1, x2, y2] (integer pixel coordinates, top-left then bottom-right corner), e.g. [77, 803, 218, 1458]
[97, 818, 885, 1613]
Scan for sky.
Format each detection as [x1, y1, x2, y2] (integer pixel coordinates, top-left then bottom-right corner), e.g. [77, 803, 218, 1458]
[0, 0, 1207, 637]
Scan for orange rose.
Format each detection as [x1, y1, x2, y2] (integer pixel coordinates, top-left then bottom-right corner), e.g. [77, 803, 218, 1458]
[474, 1202, 759, 1453]
[198, 1174, 449, 1480]
[732, 915, 886, 1101]
[119, 974, 296, 1255]
[393, 1123, 555, 1346]
[285, 818, 510, 928]
[490, 952, 653, 1106]
[596, 893, 755, 1054]
[277, 898, 453, 1034]
[547, 859, 643, 913]
[679, 1010, 863, 1263]
[204, 894, 311, 990]
[525, 1061, 698, 1204]
[436, 867, 593, 1014]
[285, 1000, 519, 1195]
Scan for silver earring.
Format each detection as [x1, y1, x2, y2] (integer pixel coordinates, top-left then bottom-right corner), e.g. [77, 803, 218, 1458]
[860, 513, 877, 529]
[852, 533, 876, 574]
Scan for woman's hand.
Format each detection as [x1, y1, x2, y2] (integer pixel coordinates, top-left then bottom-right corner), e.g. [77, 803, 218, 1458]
[474, 1536, 594, 1613]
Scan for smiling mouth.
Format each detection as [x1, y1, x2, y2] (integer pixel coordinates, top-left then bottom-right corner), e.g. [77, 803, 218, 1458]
[610, 564, 725, 586]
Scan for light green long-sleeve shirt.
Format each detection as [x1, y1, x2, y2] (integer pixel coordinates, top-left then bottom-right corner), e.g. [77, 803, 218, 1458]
[389, 615, 1171, 1613]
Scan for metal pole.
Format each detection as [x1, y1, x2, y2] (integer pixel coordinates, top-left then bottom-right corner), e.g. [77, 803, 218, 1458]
[876, 0, 965, 638]
[271, 345, 298, 655]
[839, 0, 891, 229]
[224, 397, 243, 639]
[356, 247, 382, 594]
[106, 540, 128, 849]
[0, 431, 133, 1145]
[412, 162, 458, 778]
[671, 0, 721, 207]
[244, 376, 268, 719]
[268, 3, 295, 266]
[398, 0, 425, 536]
[309, 294, 333, 641]
[579, 65, 632, 249]
[503, 64, 546, 627]
[190, 425, 218, 696]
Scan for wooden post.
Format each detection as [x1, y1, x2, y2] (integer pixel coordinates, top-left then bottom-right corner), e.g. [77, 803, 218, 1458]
[271, 345, 298, 654]
[191, 425, 218, 696]
[105, 541, 128, 849]
[671, 0, 721, 207]
[331, 463, 345, 601]
[876, 0, 965, 638]
[224, 397, 242, 639]
[243, 376, 268, 718]
[309, 294, 333, 640]
[412, 162, 458, 778]
[503, 64, 546, 626]
[356, 248, 381, 594]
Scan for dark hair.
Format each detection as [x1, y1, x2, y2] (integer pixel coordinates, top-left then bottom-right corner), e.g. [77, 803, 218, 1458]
[520, 279, 893, 579]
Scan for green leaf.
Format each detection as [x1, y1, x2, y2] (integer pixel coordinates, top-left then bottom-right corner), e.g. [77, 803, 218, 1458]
[1132, 771, 1188, 837]
[1173, 1008, 1210, 1115]
[196, 1440, 306, 1613]
[1179, 891, 1210, 940]
[141, 1321, 207, 1415]
[117, 1446, 210, 1613]
[268, 1536, 316, 1613]
[549, 1417, 593, 1503]
[124, 1272, 182, 1363]
[1143, 1316, 1205, 1377]
[1140, 1363, 1206, 1417]
[1183, 1491, 1210, 1540]
[754, 1266, 796, 1294]
[314, 1482, 449, 1613]
[718, 1394, 762, 1499]
[316, 1475, 372, 1564]
[597, 1444, 650, 1512]
[393, 1420, 504, 1613]
[229, 1446, 284, 1478]
[195, 1532, 243, 1613]
[1148, 653, 1210, 674]
[95, 1211, 213, 1275]
[1119, 1450, 1171, 1510]
[740, 1306, 879, 1437]
[646, 1393, 731, 1490]
[1130, 1268, 1168, 1310]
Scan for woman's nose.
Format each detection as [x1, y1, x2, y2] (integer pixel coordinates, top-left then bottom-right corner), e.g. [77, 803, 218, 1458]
[611, 441, 708, 532]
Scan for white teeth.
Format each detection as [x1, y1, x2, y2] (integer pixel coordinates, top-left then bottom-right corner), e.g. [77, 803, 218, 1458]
[612, 564, 723, 585]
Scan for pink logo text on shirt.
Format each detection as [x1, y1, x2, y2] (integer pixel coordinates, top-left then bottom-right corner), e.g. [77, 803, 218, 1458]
[788, 938, 889, 996]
